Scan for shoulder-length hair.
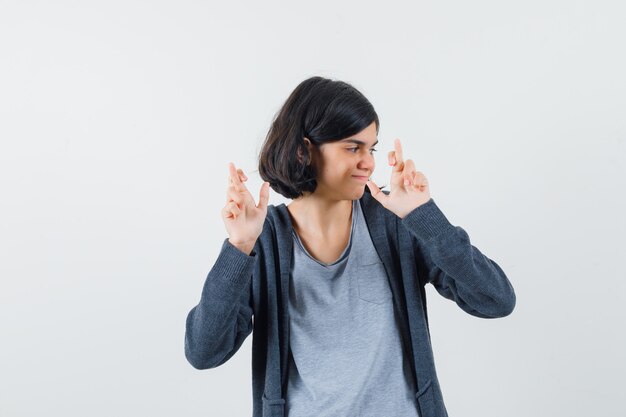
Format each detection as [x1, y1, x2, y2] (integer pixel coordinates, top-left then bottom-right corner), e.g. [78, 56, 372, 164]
[258, 76, 380, 199]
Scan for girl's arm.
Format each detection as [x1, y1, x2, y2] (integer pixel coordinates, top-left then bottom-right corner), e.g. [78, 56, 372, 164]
[184, 238, 255, 369]
[401, 198, 516, 319]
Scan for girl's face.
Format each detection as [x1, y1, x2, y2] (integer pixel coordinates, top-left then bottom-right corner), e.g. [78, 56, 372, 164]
[309, 122, 378, 200]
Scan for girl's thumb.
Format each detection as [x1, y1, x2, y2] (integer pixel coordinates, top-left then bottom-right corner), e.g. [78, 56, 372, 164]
[257, 182, 270, 209]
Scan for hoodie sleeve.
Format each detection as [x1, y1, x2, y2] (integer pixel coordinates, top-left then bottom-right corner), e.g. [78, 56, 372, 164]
[400, 198, 516, 318]
[184, 238, 256, 369]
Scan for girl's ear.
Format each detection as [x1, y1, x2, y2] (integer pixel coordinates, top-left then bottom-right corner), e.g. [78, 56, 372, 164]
[297, 137, 314, 166]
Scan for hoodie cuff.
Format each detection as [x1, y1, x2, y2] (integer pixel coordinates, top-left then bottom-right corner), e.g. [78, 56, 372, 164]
[213, 238, 257, 286]
[400, 198, 456, 242]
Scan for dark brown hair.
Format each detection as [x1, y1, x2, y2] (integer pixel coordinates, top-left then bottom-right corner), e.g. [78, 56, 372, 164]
[258, 76, 380, 199]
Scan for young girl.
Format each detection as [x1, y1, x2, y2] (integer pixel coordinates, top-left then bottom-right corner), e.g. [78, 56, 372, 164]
[185, 76, 516, 417]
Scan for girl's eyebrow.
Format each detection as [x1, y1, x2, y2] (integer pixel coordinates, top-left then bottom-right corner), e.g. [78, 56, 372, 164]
[341, 139, 379, 147]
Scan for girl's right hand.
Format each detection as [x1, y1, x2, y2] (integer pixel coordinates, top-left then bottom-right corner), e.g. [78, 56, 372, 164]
[222, 162, 270, 254]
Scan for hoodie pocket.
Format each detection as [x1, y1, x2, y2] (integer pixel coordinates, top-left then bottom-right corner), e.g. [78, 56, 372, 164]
[356, 262, 392, 304]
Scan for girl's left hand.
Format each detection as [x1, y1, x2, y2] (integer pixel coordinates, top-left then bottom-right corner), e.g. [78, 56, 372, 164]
[366, 138, 431, 219]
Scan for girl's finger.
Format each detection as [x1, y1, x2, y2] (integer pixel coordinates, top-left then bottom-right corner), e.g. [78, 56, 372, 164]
[228, 162, 247, 192]
[222, 206, 234, 219]
[393, 139, 404, 166]
[414, 171, 428, 190]
[388, 150, 396, 166]
[402, 159, 416, 186]
[257, 181, 270, 210]
[418, 172, 428, 190]
[237, 168, 248, 181]
[226, 201, 241, 216]
[404, 159, 416, 174]
[226, 188, 244, 205]
[222, 202, 241, 219]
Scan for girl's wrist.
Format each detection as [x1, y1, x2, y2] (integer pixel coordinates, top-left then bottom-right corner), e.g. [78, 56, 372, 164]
[228, 238, 256, 255]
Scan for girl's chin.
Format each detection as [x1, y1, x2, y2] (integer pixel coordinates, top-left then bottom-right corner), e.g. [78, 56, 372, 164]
[352, 186, 367, 197]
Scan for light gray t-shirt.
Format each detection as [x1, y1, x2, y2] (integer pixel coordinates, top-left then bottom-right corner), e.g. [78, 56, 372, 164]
[285, 199, 420, 417]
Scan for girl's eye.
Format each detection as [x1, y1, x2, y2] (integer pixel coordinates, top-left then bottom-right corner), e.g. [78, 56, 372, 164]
[348, 147, 378, 154]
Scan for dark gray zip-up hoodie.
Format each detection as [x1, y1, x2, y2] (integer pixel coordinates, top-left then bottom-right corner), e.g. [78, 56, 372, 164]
[185, 189, 516, 417]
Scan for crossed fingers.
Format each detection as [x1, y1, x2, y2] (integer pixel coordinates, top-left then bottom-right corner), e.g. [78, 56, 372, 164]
[228, 163, 248, 187]
[388, 139, 423, 188]
[226, 162, 249, 206]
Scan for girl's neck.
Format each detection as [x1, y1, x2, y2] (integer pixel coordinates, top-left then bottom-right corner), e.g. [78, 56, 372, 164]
[287, 195, 353, 239]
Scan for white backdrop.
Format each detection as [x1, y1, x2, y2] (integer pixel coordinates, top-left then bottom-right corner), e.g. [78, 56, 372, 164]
[1, 1, 625, 416]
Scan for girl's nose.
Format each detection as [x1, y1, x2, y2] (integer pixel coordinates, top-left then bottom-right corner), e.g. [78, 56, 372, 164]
[359, 153, 375, 170]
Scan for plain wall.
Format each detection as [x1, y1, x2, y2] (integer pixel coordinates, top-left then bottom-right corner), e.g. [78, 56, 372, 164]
[1, 0, 624, 416]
